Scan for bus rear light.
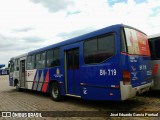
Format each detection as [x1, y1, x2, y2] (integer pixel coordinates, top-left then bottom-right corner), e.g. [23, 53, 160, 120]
[153, 64, 158, 75]
[122, 70, 131, 85]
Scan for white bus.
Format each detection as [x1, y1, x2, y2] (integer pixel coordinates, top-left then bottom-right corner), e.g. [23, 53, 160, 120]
[8, 53, 27, 91]
[148, 33, 160, 90]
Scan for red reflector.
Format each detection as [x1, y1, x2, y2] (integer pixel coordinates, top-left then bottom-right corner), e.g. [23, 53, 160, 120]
[111, 85, 120, 89]
[122, 70, 131, 85]
[153, 64, 158, 75]
[115, 85, 120, 89]
[123, 70, 130, 79]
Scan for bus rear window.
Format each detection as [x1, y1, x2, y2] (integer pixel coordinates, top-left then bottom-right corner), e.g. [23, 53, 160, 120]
[124, 28, 150, 56]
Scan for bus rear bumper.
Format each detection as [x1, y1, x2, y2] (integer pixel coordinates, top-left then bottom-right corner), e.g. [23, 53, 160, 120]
[120, 81, 154, 100]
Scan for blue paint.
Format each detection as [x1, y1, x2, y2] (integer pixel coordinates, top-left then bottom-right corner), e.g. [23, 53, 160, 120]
[121, 54, 152, 88]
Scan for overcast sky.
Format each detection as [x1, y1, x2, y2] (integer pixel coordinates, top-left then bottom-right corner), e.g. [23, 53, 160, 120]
[0, 0, 160, 67]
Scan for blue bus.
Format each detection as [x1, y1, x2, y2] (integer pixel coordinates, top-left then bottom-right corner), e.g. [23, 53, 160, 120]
[8, 24, 153, 101]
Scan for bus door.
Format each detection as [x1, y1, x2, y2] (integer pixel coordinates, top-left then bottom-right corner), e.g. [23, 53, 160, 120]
[65, 48, 80, 96]
[20, 60, 25, 87]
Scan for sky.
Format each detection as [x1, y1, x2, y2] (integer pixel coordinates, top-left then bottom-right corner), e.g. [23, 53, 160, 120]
[0, 0, 160, 67]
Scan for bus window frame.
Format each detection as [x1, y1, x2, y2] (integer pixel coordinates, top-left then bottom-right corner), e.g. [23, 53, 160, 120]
[121, 28, 128, 53]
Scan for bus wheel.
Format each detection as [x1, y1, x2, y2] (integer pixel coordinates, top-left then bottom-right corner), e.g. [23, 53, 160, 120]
[50, 82, 62, 101]
[16, 82, 21, 92]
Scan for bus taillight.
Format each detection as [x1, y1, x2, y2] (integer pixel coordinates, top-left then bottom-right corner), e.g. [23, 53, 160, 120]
[153, 64, 158, 75]
[122, 70, 131, 85]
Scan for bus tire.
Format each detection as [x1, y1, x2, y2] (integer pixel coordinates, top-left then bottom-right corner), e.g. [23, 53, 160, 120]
[50, 82, 62, 101]
[16, 82, 21, 92]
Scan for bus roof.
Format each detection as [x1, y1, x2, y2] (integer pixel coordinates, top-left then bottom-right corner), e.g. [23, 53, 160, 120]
[10, 53, 28, 61]
[148, 33, 160, 39]
[11, 24, 145, 56]
[28, 24, 131, 55]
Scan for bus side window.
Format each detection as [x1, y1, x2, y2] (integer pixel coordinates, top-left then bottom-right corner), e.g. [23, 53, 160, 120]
[97, 34, 115, 63]
[46, 48, 60, 68]
[12, 59, 20, 71]
[27, 56, 32, 70]
[84, 38, 98, 64]
[53, 48, 60, 67]
[10, 62, 14, 72]
[47, 49, 54, 67]
[84, 34, 115, 64]
[149, 41, 156, 60]
[16, 67, 19, 71]
[35, 52, 46, 69]
[36, 54, 41, 68]
[31, 55, 35, 69]
[41, 52, 46, 68]
[155, 39, 160, 59]
[149, 37, 160, 60]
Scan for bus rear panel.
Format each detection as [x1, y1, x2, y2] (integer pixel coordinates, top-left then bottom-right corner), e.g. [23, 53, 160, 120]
[120, 27, 153, 100]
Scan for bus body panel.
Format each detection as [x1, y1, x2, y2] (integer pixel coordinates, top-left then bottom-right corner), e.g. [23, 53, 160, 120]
[80, 62, 121, 100]
[121, 54, 152, 87]
[78, 30, 122, 101]
[9, 70, 19, 87]
[26, 67, 65, 93]
[26, 69, 37, 89]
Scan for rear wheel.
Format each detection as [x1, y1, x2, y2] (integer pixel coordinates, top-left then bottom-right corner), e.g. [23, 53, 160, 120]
[50, 82, 62, 101]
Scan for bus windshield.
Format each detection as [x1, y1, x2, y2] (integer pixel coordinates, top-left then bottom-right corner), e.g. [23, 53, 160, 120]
[9, 61, 14, 72]
[124, 28, 150, 56]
